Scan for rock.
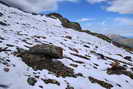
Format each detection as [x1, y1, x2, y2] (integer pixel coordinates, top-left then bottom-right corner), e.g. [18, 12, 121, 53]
[46, 13, 63, 19]
[27, 77, 37, 86]
[28, 44, 63, 58]
[46, 13, 82, 31]
[39, 85, 43, 88]
[88, 76, 113, 89]
[0, 47, 11, 52]
[42, 79, 60, 86]
[20, 53, 75, 77]
[65, 36, 72, 40]
[68, 47, 79, 53]
[107, 67, 133, 79]
[109, 61, 124, 70]
[6, 44, 14, 47]
[0, 12, 3, 16]
[70, 64, 78, 67]
[107, 61, 133, 79]
[63, 21, 81, 31]
[0, 84, 9, 88]
[0, 36, 5, 40]
[0, 21, 8, 26]
[3, 68, 10, 72]
[70, 53, 89, 60]
[124, 56, 132, 61]
[21, 54, 47, 65]
[66, 85, 74, 89]
[18, 44, 76, 77]
[96, 53, 105, 59]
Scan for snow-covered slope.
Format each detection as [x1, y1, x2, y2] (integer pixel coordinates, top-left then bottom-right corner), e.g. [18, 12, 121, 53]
[0, 3, 133, 89]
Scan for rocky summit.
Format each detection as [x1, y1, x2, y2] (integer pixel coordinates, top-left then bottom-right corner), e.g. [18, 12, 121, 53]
[0, 2, 133, 89]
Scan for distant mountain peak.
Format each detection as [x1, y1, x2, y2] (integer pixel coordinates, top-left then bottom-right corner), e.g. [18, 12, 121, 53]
[106, 33, 127, 41]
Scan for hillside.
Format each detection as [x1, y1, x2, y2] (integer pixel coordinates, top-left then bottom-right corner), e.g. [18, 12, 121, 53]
[106, 34, 127, 42]
[118, 39, 133, 48]
[0, 3, 133, 89]
[107, 34, 133, 48]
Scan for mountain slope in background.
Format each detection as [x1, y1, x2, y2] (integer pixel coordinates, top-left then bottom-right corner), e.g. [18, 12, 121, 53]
[0, 3, 133, 89]
[106, 34, 127, 42]
[118, 39, 133, 48]
[107, 34, 133, 48]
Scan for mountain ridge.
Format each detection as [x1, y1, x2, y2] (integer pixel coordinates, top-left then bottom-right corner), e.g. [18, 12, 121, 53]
[0, 3, 133, 89]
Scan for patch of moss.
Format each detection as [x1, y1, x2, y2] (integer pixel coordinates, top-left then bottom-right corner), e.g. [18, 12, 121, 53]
[89, 77, 113, 89]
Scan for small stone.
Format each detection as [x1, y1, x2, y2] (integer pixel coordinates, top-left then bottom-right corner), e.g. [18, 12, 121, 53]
[70, 64, 78, 67]
[39, 85, 43, 88]
[42, 79, 60, 86]
[0, 12, 3, 16]
[4, 68, 9, 72]
[27, 77, 37, 86]
[35, 75, 40, 79]
[0, 21, 8, 26]
[65, 36, 72, 40]
[124, 56, 132, 62]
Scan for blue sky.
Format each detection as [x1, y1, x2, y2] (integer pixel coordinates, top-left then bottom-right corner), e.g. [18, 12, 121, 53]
[43, 0, 133, 38]
[0, 0, 133, 37]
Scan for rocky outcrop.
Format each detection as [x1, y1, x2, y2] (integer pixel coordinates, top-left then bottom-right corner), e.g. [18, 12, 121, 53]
[17, 44, 63, 64]
[107, 61, 133, 79]
[46, 13, 82, 31]
[28, 44, 63, 58]
[17, 44, 76, 77]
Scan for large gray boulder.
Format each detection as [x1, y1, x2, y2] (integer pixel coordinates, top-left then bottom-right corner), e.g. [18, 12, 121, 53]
[28, 44, 63, 58]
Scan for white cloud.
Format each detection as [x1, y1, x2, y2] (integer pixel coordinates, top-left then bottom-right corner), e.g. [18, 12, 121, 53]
[114, 17, 133, 26]
[77, 18, 94, 22]
[106, 0, 133, 14]
[86, 0, 107, 4]
[82, 18, 133, 37]
[87, 0, 133, 14]
[0, 0, 78, 13]
[60, 0, 79, 2]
